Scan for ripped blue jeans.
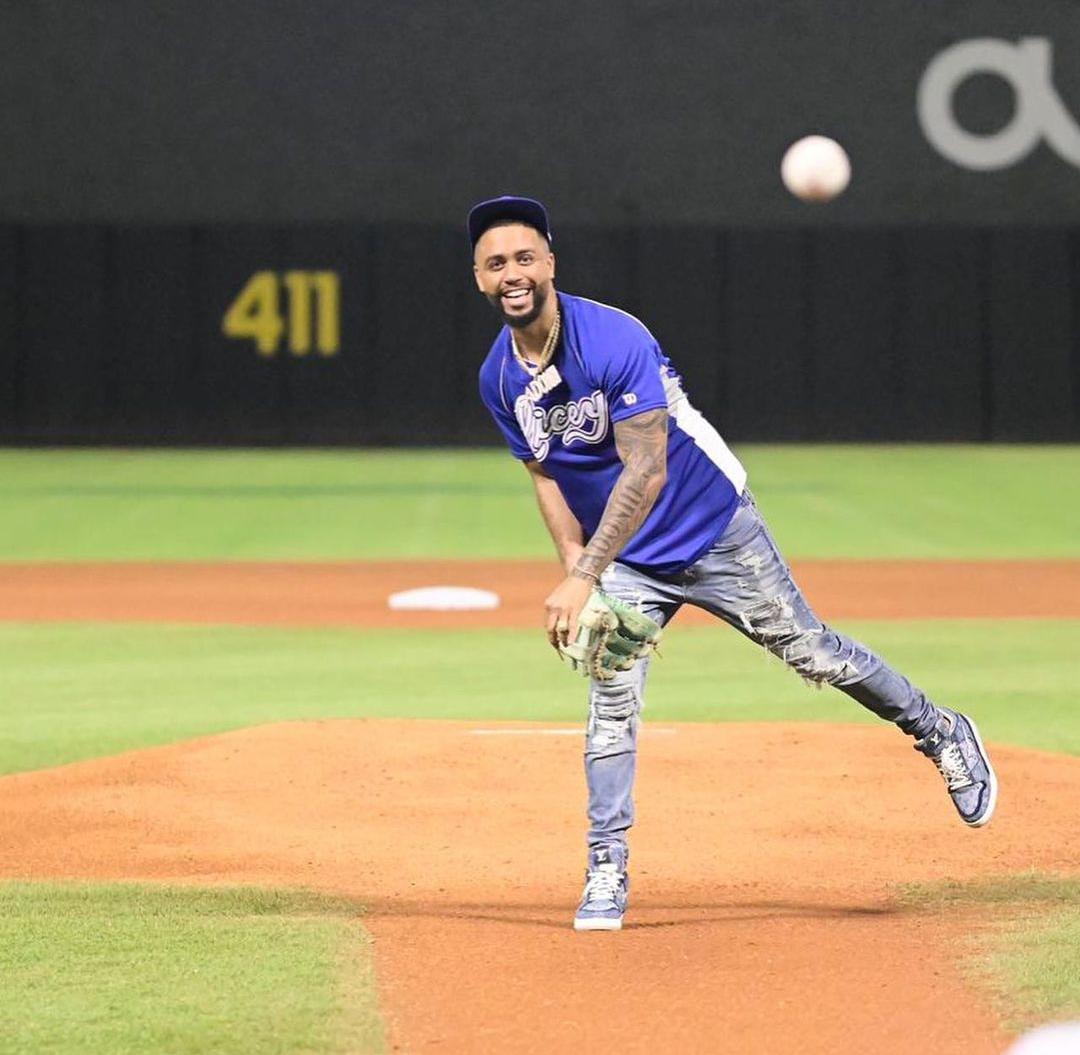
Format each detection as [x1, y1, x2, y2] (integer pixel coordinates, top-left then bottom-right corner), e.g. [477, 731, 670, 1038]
[585, 493, 941, 853]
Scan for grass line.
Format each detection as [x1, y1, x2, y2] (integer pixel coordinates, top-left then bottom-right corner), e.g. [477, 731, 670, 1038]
[900, 874, 1080, 1031]
[0, 882, 385, 1055]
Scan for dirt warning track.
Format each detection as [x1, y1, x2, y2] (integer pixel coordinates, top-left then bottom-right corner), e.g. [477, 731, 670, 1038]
[0, 558, 1078, 627]
[2, 719, 1078, 1054]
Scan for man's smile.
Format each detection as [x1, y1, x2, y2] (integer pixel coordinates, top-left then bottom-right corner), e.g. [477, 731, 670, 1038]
[502, 286, 533, 307]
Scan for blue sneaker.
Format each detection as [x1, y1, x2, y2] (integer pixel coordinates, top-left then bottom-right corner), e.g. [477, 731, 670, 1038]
[573, 845, 629, 931]
[914, 708, 998, 827]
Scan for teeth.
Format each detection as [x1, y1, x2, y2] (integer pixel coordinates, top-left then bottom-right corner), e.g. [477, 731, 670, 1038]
[504, 289, 529, 299]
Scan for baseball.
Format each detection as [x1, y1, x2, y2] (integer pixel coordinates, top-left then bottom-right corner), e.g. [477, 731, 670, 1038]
[781, 135, 851, 202]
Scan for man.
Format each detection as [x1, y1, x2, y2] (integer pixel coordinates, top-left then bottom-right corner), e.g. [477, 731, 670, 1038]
[470, 195, 998, 932]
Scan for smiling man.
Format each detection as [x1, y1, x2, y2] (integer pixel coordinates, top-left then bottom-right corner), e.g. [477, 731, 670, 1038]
[470, 195, 998, 932]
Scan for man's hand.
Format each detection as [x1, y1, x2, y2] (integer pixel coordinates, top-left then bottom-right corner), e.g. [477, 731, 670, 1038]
[558, 591, 663, 681]
[544, 573, 595, 650]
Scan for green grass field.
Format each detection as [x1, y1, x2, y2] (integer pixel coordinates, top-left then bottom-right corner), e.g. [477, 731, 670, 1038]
[0, 884, 382, 1055]
[1, 446, 1078, 1052]
[902, 875, 1080, 1031]
[1, 619, 1077, 775]
[0, 445, 1077, 560]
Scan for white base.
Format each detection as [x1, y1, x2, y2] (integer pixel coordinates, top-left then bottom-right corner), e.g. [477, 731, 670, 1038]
[387, 586, 499, 611]
[573, 915, 623, 931]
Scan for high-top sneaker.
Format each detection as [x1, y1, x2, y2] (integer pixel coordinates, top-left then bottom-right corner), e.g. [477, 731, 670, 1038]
[573, 844, 629, 931]
[915, 708, 998, 827]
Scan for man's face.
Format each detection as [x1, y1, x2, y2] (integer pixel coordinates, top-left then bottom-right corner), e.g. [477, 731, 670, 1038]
[473, 223, 555, 329]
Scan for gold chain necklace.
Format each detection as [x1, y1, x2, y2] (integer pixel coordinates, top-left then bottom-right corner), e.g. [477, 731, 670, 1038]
[512, 307, 561, 373]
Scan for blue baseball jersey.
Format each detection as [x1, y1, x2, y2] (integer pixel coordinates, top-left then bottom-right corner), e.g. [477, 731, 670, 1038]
[478, 292, 747, 577]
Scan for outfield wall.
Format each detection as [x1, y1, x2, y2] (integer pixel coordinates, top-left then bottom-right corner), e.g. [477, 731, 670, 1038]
[0, 224, 1077, 445]
[3, 3, 1080, 443]
[5, 3, 1080, 227]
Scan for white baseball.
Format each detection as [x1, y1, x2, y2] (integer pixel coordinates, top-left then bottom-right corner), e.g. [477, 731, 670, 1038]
[781, 135, 851, 203]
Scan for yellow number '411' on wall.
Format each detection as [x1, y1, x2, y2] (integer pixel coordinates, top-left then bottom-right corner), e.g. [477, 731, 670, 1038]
[222, 271, 340, 356]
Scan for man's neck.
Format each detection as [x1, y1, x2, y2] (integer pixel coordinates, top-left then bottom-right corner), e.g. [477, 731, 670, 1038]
[512, 293, 559, 364]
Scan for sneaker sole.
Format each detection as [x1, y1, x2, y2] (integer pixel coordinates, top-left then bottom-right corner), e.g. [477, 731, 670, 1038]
[573, 915, 623, 931]
[961, 713, 998, 828]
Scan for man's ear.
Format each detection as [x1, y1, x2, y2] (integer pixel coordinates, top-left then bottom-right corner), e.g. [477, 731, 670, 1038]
[549, 251, 556, 281]
[473, 263, 485, 292]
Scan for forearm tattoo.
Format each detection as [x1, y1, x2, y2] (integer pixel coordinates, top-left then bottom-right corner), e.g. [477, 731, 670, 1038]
[573, 409, 668, 581]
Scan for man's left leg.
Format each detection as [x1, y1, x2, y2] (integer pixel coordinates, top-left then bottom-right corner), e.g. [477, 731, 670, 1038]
[574, 561, 682, 930]
[684, 495, 997, 827]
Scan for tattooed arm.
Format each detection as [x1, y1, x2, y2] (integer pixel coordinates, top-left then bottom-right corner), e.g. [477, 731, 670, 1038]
[544, 408, 668, 648]
[574, 408, 668, 580]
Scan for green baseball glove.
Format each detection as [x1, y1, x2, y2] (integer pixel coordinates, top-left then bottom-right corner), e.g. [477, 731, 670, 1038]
[559, 589, 663, 681]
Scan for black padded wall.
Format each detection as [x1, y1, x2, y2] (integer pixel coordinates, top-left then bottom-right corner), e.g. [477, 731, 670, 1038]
[0, 223, 1076, 444]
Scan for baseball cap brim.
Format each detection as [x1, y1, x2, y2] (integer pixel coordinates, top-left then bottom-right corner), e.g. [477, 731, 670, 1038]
[467, 196, 552, 248]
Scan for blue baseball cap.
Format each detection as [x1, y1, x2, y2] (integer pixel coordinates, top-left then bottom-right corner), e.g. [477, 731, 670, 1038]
[467, 196, 552, 248]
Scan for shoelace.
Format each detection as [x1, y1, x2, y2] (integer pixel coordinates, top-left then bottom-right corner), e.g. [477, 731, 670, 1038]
[583, 866, 624, 904]
[932, 740, 975, 791]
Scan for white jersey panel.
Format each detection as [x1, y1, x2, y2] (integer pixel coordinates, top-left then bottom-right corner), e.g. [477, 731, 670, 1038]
[663, 372, 747, 495]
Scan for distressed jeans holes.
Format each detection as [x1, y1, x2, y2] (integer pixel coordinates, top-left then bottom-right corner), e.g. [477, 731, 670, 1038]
[782, 634, 862, 687]
[588, 717, 633, 751]
[738, 597, 867, 688]
[737, 597, 796, 643]
[734, 549, 767, 575]
[587, 687, 639, 752]
[590, 688, 638, 722]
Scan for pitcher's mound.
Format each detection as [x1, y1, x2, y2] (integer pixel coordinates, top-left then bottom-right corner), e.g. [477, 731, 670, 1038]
[2, 719, 1077, 1054]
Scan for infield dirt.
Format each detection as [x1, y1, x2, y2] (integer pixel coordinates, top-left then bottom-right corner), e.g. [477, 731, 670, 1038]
[2, 559, 1078, 1053]
[3, 719, 1079, 1054]
[0, 558, 1077, 626]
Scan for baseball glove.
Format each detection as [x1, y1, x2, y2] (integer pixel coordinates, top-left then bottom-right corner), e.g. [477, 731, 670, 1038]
[559, 589, 663, 681]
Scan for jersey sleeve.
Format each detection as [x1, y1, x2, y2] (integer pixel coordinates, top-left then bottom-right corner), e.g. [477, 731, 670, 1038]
[479, 365, 534, 461]
[602, 341, 670, 424]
